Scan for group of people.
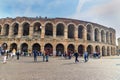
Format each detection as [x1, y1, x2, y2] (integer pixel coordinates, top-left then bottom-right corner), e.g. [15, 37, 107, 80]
[1, 49, 20, 64]
[1, 48, 91, 64]
[33, 49, 49, 62]
[74, 50, 89, 63]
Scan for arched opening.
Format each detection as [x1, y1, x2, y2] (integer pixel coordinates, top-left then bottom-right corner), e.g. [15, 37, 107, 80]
[78, 45, 84, 56]
[0, 25, 2, 35]
[87, 45, 93, 54]
[56, 23, 64, 36]
[12, 23, 19, 36]
[56, 44, 64, 56]
[107, 47, 110, 56]
[78, 25, 83, 39]
[67, 44, 75, 54]
[95, 45, 100, 53]
[102, 46, 105, 56]
[10, 43, 17, 51]
[4, 24, 9, 36]
[33, 22, 41, 36]
[101, 30, 105, 42]
[94, 28, 99, 41]
[45, 23, 53, 36]
[23, 22, 30, 36]
[87, 25, 92, 40]
[2, 43, 8, 50]
[21, 43, 28, 54]
[32, 43, 41, 51]
[44, 43, 53, 55]
[68, 24, 75, 38]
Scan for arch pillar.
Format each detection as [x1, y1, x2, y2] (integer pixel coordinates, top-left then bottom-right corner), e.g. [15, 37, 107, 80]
[8, 25, 12, 38]
[41, 25, 45, 38]
[18, 24, 22, 38]
[29, 25, 33, 38]
[53, 44, 56, 56]
[99, 31, 101, 42]
[1, 26, 4, 35]
[53, 24, 56, 39]
[75, 27, 78, 40]
[83, 28, 87, 41]
[64, 27, 68, 39]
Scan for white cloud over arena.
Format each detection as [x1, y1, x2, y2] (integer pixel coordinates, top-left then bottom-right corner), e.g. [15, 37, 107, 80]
[72, 0, 120, 45]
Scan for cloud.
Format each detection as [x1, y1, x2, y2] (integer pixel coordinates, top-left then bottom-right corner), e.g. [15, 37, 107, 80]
[72, 0, 120, 44]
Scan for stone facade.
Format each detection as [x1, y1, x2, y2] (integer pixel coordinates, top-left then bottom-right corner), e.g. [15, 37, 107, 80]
[0, 17, 116, 56]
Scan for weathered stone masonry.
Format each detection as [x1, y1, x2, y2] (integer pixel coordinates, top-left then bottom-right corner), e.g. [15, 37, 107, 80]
[0, 17, 116, 56]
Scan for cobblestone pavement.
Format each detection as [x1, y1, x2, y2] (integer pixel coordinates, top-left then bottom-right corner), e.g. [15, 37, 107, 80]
[0, 56, 120, 80]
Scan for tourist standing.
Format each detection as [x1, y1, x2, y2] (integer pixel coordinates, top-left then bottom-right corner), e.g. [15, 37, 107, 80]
[3, 53, 7, 64]
[42, 50, 45, 62]
[12, 49, 16, 58]
[74, 50, 79, 63]
[45, 50, 49, 62]
[16, 50, 20, 60]
[83, 51, 89, 62]
[33, 49, 38, 62]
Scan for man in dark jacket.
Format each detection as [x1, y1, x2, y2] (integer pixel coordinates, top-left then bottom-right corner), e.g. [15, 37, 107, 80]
[33, 49, 38, 62]
[74, 50, 79, 63]
[16, 50, 20, 60]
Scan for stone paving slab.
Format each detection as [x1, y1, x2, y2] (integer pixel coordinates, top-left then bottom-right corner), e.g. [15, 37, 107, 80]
[0, 56, 120, 80]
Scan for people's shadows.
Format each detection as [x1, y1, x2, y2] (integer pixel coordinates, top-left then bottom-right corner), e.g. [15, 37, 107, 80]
[62, 60, 85, 65]
[22, 60, 44, 63]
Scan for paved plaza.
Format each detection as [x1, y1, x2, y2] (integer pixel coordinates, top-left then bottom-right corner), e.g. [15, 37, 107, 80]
[0, 56, 120, 80]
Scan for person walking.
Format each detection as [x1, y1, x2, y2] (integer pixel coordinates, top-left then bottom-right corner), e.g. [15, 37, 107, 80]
[16, 50, 20, 60]
[33, 49, 38, 62]
[12, 49, 16, 59]
[74, 50, 79, 63]
[83, 51, 89, 62]
[45, 50, 49, 62]
[42, 50, 45, 62]
[3, 53, 7, 64]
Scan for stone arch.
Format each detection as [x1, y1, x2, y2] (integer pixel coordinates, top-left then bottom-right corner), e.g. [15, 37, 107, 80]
[68, 24, 75, 38]
[56, 23, 64, 36]
[107, 47, 110, 56]
[78, 45, 84, 56]
[45, 23, 53, 36]
[101, 30, 105, 42]
[95, 45, 100, 52]
[32, 43, 41, 51]
[44, 43, 53, 55]
[12, 23, 19, 36]
[102, 46, 105, 56]
[86, 24, 92, 40]
[22, 22, 30, 36]
[21, 43, 28, 53]
[87, 45, 93, 54]
[10, 43, 17, 51]
[56, 44, 64, 56]
[78, 25, 84, 39]
[67, 44, 75, 53]
[94, 28, 99, 41]
[3, 24, 9, 36]
[31, 21, 42, 26]
[33, 22, 42, 36]
[1, 43, 8, 50]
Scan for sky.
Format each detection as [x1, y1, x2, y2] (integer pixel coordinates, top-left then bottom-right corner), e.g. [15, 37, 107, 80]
[0, 0, 120, 44]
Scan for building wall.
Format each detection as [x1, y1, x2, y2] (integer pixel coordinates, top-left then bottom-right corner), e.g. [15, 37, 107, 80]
[0, 17, 116, 56]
